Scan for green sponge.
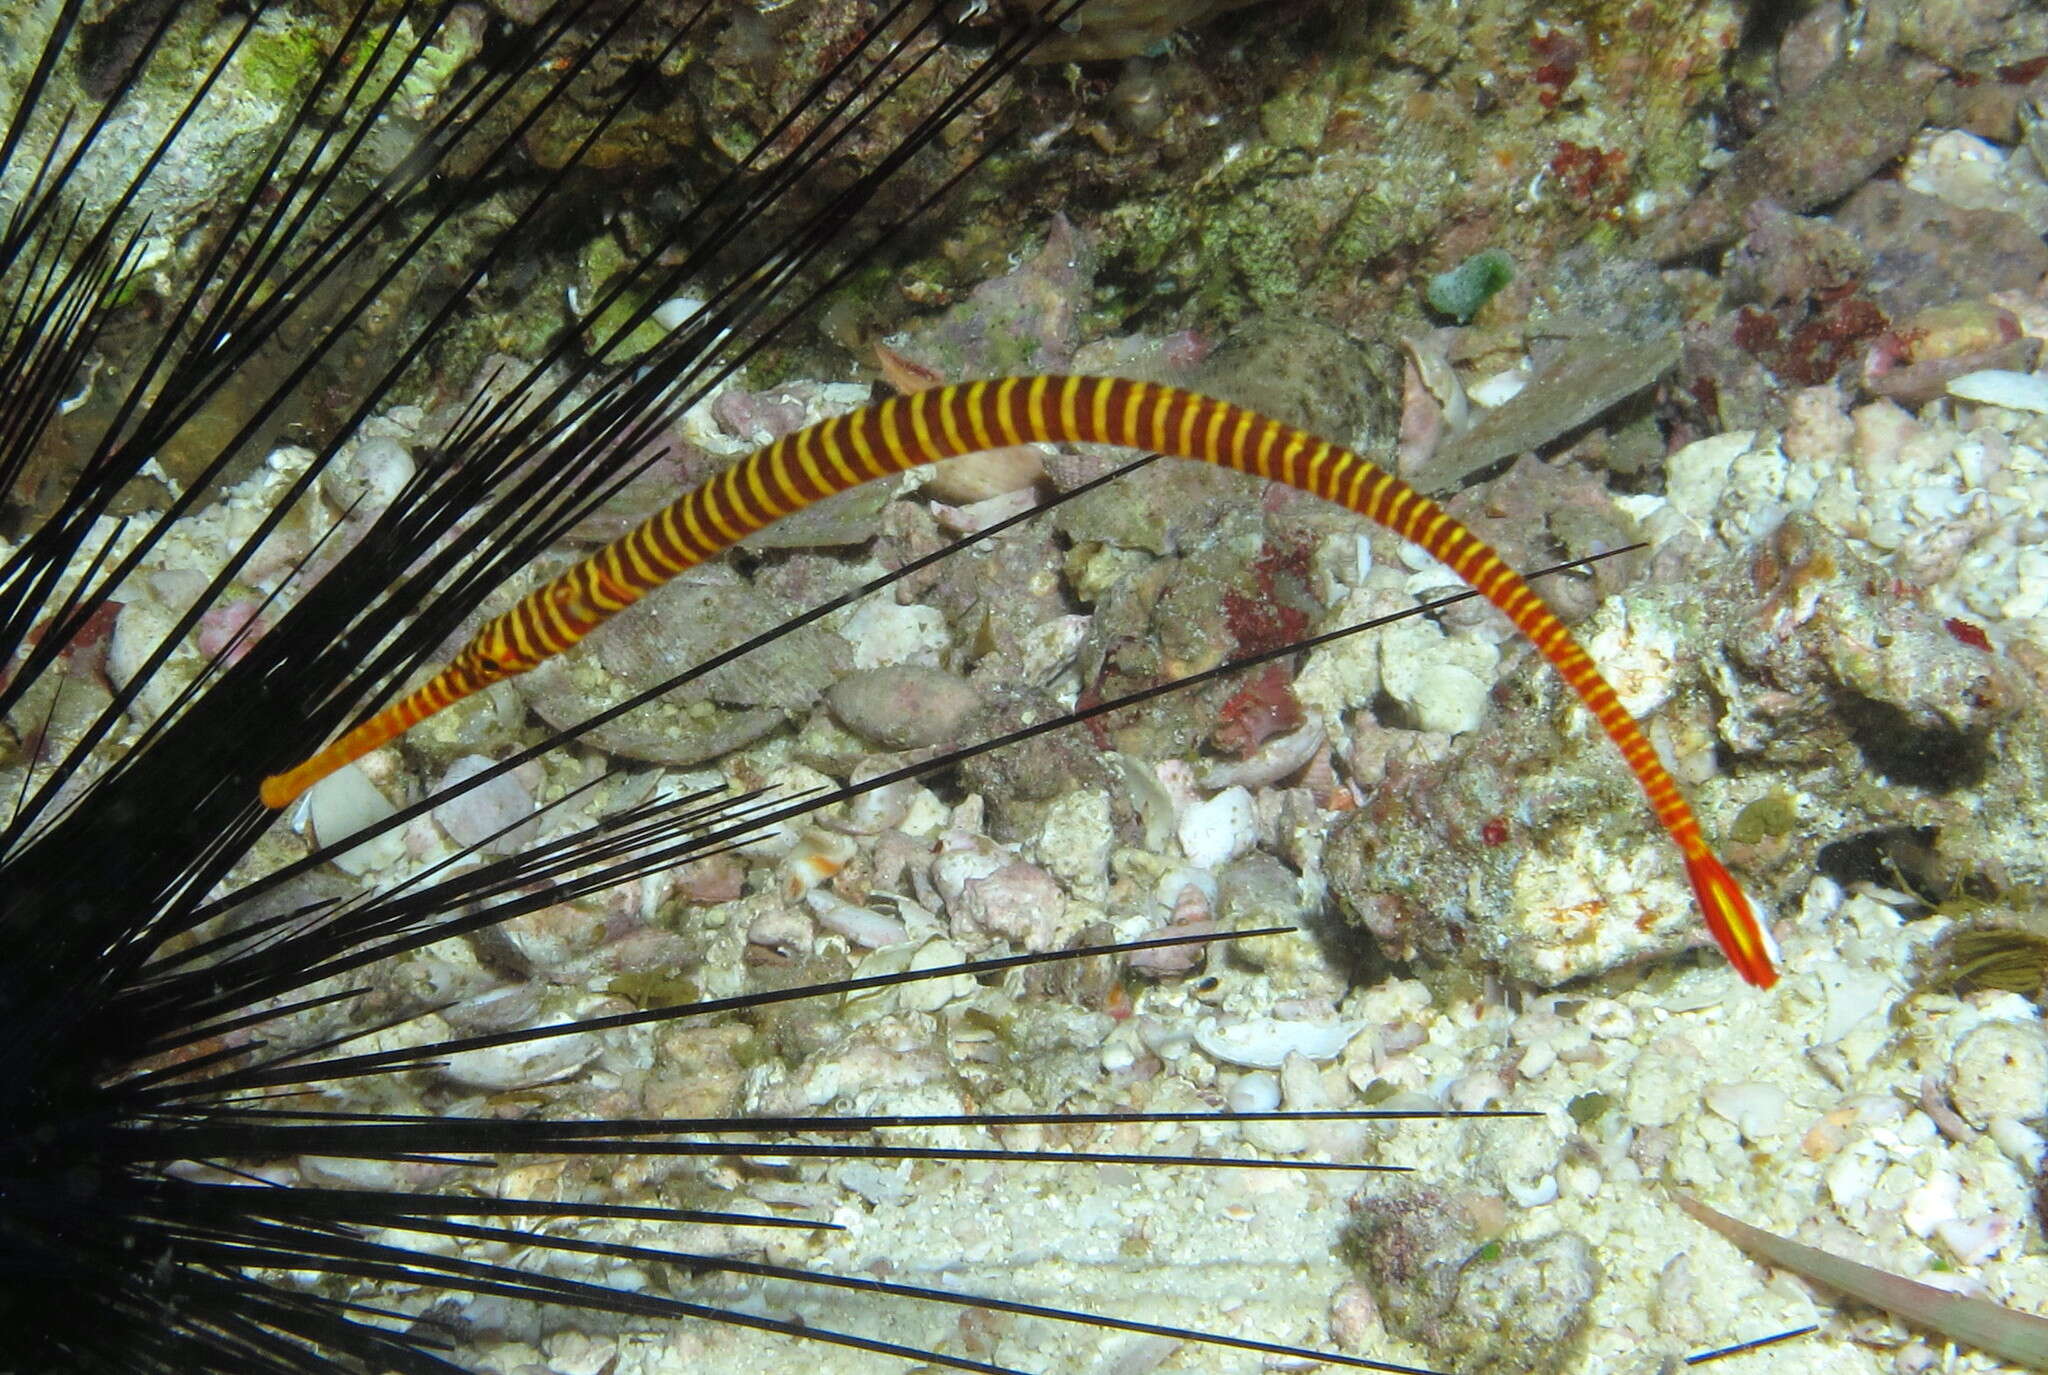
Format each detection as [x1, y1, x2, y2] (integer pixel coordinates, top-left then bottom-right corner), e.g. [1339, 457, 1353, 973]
[1425, 248, 1514, 324]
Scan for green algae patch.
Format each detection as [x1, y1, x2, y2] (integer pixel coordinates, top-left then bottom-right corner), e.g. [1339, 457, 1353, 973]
[1426, 248, 1514, 324]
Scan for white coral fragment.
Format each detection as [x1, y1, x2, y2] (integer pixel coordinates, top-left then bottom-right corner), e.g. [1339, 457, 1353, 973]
[1378, 617, 1498, 735]
[1177, 785, 1256, 868]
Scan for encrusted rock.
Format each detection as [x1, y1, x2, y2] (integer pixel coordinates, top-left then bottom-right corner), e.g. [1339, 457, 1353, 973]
[1347, 1182, 1596, 1375]
[826, 664, 984, 750]
[514, 566, 849, 766]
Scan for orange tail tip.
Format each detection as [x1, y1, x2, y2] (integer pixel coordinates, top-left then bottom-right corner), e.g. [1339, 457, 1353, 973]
[1685, 852, 1778, 988]
[260, 767, 314, 810]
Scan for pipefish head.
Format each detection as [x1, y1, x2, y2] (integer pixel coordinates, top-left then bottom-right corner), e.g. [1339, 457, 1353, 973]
[446, 618, 544, 686]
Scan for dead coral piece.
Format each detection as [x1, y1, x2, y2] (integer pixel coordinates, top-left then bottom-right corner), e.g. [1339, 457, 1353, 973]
[1835, 182, 2048, 318]
[1414, 331, 1681, 495]
[515, 568, 849, 766]
[1646, 57, 1936, 262]
[1347, 1183, 1598, 1375]
[826, 664, 985, 750]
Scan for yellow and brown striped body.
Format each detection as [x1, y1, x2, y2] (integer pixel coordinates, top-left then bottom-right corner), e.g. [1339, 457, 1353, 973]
[261, 375, 1776, 987]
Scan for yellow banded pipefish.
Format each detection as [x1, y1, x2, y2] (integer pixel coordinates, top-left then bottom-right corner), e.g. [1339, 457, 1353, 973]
[260, 374, 1779, 988]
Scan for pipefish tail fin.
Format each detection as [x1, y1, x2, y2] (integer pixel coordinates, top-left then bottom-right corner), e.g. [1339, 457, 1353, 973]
[262, 374, 1775, 987]
[1687, 851, 1778, 989]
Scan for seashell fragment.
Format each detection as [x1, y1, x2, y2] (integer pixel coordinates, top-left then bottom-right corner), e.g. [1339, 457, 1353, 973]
[1177, 786, 1256, 868]
[1193, 1016, 1364, 1069]
[431, 755, 539, 854]
[1199, 722, 1325, 790]
[307, 763, 404, 875]
[1948, 369, 2048, 414]
[1702, 1081, 1792, 1143]
[805, 888, 910, 950]
[438, 1016, 599, 1090]
[780, 829, 857, 900]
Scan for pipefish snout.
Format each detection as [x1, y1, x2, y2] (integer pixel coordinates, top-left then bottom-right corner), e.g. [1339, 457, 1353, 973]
[261, 374, 1779, 988]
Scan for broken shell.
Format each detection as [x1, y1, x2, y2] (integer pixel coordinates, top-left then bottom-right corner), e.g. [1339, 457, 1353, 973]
[922, 443, 1046, 505]
[1198, 722, 1326, 790]
[431, 755, 540, 855]
[438, 1016, 600, 1091]
[837, 764, 919, 834]
[1948, 368, 2048, 414]
[307, 762, 405, 875]
[780, 829, 857, 900]
[1177, 786, 1256, 868]
[1193, 1016, 1364, 1070]
[860, 937, 975, 1014]
[1900, 1171, 1961, 1238]
[805, 888, 911, 950]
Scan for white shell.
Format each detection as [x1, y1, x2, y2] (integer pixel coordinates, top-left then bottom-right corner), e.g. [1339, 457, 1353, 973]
[653, 295, 707, 331]
[1467, 365, 1529, 408]
[1947, 369, 2048, 414]
[805, 888, 910, 949]
[307, 762, 405, 875]
[1198, 722, 1325, 790]
[438, 1018, 599, 1091]
[431, 755, 538, 854]
[1193, 1016, 1364, 1069]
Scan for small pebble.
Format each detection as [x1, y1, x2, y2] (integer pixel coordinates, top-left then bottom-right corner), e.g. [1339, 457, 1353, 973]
[900, 938, 976, 1013]
[1327, 1280, 1382, 1353]
[826, 664, 983, 749]
[1099, 1037, 1137, 1075]
[431, 755, 539, 855]
[1947, 1020, 2048, 1128]
[747, 907, 812, 958]
[1444, 1068, 1508, 1111]
[1702, 1081, 1791, 1142]
[1576, 998, 1637, 1039]
[1228, 1071, 1282, 1114]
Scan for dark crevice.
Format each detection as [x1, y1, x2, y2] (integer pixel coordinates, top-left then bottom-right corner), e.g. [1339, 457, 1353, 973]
[1837, 694, 1989, 792]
